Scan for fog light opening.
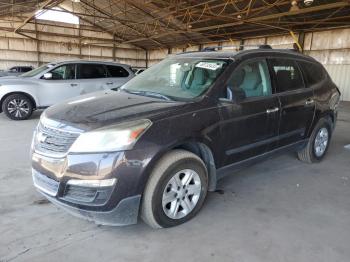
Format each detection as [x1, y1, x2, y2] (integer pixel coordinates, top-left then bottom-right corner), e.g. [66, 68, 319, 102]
[67, 178, 117, 188]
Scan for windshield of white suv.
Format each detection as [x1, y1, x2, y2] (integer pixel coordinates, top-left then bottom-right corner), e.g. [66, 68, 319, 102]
[20, 64, 55, 77]
[121, 57, 228, 101]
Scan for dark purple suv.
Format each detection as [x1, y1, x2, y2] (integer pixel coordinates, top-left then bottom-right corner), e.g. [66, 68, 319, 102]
[31, 46, 340, 228]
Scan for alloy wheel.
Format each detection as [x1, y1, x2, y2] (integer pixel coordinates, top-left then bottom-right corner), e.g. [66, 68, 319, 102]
[7, 99, 30, 118]
[162, 169, 202, 219]
[314, 127, 329, 157]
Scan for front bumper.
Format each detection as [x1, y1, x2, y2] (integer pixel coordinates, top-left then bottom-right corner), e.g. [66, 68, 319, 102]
[31, 148, 153, 226]
[38, 188, 141, 226]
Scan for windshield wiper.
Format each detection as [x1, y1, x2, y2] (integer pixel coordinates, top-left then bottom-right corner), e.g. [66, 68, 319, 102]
[122, 90, 172, 101]
[143, 91, 172, 101]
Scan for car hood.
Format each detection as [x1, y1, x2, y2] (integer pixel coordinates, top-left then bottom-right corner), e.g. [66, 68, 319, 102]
[44, 90, 188, 131]
[0, 76, 34, 83]
[0, 73, 13, 77]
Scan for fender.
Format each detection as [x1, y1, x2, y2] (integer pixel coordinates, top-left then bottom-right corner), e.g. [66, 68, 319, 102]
[137, 138, 218, 195]
[0, 83, 40, 108]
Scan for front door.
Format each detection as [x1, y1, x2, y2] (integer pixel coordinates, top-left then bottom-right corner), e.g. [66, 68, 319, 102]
[38, 63, 80, 106]
[267, 58, 315, 147]
[219, 58, 280, 166]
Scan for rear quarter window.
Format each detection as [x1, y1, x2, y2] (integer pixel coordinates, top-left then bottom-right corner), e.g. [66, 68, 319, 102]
[106, 65, 129, 77]
[298, 61, 326, 86]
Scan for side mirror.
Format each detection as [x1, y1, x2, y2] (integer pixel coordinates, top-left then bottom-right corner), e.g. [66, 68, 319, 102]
[219, 86, 246, 103]
[43, 73, 52, 80]
[219, 86, 234, 102]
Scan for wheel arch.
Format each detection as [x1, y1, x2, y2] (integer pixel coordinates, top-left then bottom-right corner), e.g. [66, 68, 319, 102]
[312, 109, 335, 132]
[0, 91, 37, 113]
[173, 142, 217, 191]
[140, 140, 218, 194]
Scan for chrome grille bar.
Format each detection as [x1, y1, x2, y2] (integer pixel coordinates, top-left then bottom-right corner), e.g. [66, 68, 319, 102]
[34, 122, 81, 156]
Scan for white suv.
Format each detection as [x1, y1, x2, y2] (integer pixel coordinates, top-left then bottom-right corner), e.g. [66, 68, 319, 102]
[0, 60, 134, 120]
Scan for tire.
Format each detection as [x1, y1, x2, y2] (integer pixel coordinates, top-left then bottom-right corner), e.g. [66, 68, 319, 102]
[2, 94, 33, 120]
[141, 150, 208, 229]
[297, 117, 332, 163]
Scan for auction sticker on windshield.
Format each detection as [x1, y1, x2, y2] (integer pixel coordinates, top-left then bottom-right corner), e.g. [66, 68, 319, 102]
[195, 62, 222, 70]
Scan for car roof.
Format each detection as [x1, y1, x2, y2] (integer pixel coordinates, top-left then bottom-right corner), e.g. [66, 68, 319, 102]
[53, 60, 130, 67]
[175, 48, 318, 63]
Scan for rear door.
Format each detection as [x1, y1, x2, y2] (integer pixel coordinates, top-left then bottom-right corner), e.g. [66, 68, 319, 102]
[268, 58, 315, 147]
[219, 58, 280, 165]
[76, 63, 109, 94]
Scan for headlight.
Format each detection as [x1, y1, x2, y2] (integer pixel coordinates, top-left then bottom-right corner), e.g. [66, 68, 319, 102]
[69, 119, 152, 153]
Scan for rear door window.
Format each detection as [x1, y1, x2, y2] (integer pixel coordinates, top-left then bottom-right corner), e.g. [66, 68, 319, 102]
[268, 58, 305, 93]
[77, 64, 107, 79]
[106, 65, 129, 77]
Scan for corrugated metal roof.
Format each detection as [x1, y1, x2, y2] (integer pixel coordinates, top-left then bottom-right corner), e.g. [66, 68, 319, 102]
[58, 0, 350, 49]
[2, 0, 350, 50]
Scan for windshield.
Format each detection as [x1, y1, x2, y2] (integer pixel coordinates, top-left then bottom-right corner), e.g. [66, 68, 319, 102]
[20, 64, 54, 77]
[121, 57, 228, 101]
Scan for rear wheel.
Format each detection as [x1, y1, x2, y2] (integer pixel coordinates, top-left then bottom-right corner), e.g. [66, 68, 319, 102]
[141, 150, 208, 228]
[297, 117, 332, 163]
[2, 94, 33, 120]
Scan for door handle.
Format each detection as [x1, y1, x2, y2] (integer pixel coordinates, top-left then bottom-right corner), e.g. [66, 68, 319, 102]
[266, 107, 279, 114]
[305, 99, 314, 106]
[70, 83, 78, 87]
[106, 82, 113, 85]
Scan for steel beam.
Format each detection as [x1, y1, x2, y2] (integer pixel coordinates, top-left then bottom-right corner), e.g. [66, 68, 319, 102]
[191, 1, 350, 32]
[14, 0, 64, 37]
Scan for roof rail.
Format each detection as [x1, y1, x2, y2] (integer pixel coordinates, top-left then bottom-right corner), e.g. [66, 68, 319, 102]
[201, 44, 272, 51]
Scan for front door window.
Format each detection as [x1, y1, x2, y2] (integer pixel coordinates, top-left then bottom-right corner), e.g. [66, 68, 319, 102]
[228, 59, 272, 99]
[50, 64, 76, 80]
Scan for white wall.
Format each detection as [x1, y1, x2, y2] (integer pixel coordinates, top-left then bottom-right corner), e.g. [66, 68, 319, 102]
[304, 28, 350, 101]
[325, 65, 350, 101]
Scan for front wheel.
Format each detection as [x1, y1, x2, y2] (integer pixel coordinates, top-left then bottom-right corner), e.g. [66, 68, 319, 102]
[141, 150, 208, 228]
[2, 94, 33, 120]
[298, 117, 332, 163]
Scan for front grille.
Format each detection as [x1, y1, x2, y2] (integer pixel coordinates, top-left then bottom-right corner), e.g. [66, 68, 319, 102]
[32, 169, 59, 196]
[35, 123, 80, 156]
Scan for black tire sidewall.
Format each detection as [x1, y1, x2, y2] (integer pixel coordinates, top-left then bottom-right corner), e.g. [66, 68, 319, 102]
[2, 94, 33, 120]
[152, 158, 208, 228]
[310, 118, 332, 162]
